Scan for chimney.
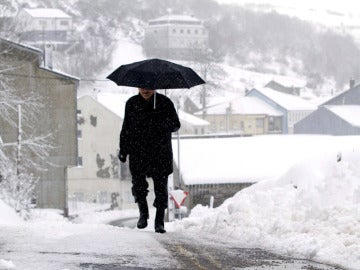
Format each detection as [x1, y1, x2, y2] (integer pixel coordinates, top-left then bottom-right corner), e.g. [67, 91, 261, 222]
[44, 43, 53, 69]
[350, 78, 355, 89]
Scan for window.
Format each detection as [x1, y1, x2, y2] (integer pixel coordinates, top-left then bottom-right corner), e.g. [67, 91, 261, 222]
[90, 115, 97, 127]
[60, 20, 69, 26]
[77, 130, 82, 138]
[180, 29, 184, 34]
[77, 117, 85, 125]
[256, 118, 264, 128]
[77, 156, 83, 167]
[172, 29, 176, 33]
[219, 120, 224, 131]
[39, 20, 47, 26]
[187, 29, 191, 34]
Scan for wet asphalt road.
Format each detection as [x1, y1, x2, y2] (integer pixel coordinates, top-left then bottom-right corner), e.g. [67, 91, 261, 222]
[95, 218, 346, 270]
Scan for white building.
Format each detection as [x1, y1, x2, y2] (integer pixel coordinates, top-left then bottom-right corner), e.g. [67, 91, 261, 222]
[247, 87, 317, 133]
[67, 95, 145, 210]
[194, 96, 283, 135]
[178, 110, 210, 134]
[67, 93, 208, 210]
[16, 8, 72, 46]
[144, 14, 209, 60]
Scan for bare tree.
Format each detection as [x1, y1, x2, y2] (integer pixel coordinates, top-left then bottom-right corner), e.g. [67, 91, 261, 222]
[188, 47, 226, 118]
[0, 58, 52, 219]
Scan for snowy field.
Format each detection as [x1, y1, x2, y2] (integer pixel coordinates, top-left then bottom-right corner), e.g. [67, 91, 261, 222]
[1, 134, 360, 269]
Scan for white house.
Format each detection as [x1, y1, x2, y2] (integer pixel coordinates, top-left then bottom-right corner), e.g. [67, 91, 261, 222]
[16, 8, 72, 45]
[194, 96, 283, 135]
[178, 110, 210, 134]
[67, 92, 207, 211]
[247, 87, 317, 133]
[67, 95, 148, 210]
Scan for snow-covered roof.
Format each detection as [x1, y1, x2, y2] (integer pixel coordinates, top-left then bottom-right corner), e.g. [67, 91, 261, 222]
[172, 134, 360, 186]
[23, 8, 71, 19]
[321, 84, 360, 106]
[94, 92, 208, 126]
[148, 14, 201, 24]
[252, 87, 318, 111]
[95, 93, 130, 118]
[40, 66, 80, 81]
[196, 96, 283, 116]
[0, 38, 78, 81]
[178, 110, 209, 126]
[266, 77, 306, 88]
[325, 105, 360, 127]
[0, 37, 42, 54]
[189, 92, 239, 112]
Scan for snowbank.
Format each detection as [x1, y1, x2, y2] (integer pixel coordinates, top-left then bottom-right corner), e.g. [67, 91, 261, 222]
[175, 149, 360, 269]
[0, 200, 23, 226]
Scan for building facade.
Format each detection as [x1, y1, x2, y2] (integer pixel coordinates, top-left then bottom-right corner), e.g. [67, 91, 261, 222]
[294, 83, 360, 135]
[16, 8, 72, 46]
[67, 95, 148, 210]
[194, 96, 283, 135]
[265, 80, 302, 96]
[294, 105, 360, 135]
[144, 14, 209, 60]
[0, 38, 78, 211]
[247, 87, 317, 133]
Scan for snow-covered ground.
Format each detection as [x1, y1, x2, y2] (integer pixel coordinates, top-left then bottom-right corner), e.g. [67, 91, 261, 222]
[1, 135, 360, 269]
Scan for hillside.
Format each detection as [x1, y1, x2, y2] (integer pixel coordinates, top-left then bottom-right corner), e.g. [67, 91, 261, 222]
[2, 0, 360, 95]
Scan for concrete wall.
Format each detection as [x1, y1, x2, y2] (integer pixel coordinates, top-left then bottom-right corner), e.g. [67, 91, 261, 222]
[0, 39, 78, 210]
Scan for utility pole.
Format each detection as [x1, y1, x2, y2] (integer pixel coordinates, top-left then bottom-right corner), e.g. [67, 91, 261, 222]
[176, 101, 181, 184]
[16, 104, 22, 176]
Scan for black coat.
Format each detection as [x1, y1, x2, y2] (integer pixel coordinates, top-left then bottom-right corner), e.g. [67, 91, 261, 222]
[119, 92, 180, 177]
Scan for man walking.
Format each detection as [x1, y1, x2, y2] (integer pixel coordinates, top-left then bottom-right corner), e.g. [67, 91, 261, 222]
[118, 88, 180, 233]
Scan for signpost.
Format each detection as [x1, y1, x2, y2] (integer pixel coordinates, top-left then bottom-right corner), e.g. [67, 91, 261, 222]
[169, 189, 189, 220]
[170, 190, 189, 208]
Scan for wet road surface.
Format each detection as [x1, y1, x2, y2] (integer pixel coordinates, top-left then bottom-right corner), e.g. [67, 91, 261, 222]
[101, 217, 346, 270]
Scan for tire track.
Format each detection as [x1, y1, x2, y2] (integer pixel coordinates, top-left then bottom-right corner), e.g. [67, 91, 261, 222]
[156, 232, 345, 270]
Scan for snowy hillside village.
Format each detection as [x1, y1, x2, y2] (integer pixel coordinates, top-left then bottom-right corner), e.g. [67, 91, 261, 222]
[1, 5, 360, 220]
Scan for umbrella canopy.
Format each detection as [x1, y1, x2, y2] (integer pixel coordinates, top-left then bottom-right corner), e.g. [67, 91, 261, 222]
[106, 58, 205, 90]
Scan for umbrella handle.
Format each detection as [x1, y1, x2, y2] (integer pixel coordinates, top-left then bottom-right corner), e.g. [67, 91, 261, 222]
[154, 91, 156, 109]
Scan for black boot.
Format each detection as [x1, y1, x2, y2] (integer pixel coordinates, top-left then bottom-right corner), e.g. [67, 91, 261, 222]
[137, 200, 149, 229]
[155, 207, 166, 233]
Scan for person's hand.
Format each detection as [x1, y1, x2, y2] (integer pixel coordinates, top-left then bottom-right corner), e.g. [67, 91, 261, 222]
[118, 151, 127, 163]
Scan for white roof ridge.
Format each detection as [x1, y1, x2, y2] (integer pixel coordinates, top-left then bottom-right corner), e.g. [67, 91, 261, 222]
[23, 8, 71, 18]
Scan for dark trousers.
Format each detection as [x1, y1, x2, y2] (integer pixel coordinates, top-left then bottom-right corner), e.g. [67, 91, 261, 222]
[131, 173, 168, 209]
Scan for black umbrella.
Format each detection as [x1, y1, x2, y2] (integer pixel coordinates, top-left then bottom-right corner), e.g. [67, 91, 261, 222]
[107, 58, 204, 183]
[106, 58, 205, 90]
